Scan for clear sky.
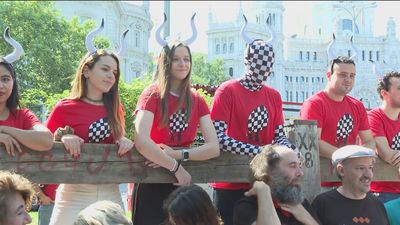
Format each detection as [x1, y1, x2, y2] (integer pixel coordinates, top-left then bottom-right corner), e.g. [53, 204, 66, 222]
[130, 1, 400, 54]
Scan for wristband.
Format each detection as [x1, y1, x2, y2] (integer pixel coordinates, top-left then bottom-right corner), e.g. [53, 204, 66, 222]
[173, 161, 181, 174]
[169, 159, 178, 172]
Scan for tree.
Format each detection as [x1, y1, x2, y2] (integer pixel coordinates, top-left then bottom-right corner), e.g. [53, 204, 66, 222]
[0, 1, 111, 117]
[1, 2, 76, 93]
[119, 76, 152, 139]
[191, 53, 228, 86]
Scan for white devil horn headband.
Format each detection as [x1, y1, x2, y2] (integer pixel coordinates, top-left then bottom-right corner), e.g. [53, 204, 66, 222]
[241, 14, 275, 45]
[115, 29, 129, 58]
[155, 13, 198, 47]
[327, 33, 336, 62]
[327, 34, 359, 61]
[369, 59, 384, 81]
[85, 18, 129, 58]
[349, 36, 359, 60]
[85, 18, 105, 54]
[3, 27, 24, 64]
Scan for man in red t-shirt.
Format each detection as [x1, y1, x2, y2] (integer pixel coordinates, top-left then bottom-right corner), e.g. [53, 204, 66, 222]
[210, 16, 297, 225]
[300, 56, 375, 188]
[368, 71, 400, 203]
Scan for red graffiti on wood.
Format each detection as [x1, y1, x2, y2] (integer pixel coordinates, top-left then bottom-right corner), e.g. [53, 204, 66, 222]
[124, 150, 146, 178]
[38, 152, 56, 172]
[63, 154, 78, 170]
[16, 151, 34, 173]
[8, 147, 145, 179]
[86, 147, 111, 175]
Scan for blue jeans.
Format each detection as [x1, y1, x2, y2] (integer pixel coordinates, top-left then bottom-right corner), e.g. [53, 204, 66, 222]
[212, 188, 248, 225]
[38, 203, 55, 225]
[371, 192, 400, 204]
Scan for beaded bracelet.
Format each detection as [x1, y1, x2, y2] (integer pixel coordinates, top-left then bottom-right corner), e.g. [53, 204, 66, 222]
[169, 159, 178, 172]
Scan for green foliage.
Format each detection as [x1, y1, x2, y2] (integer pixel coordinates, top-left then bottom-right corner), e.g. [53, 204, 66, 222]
[0, 1, 113, 117]
[119, 76, 152, 139]
[196, 88, 213, 107]
[45, 89, 71, 112]
[191, 53, 228, 86]
[0, 2, 86, 94]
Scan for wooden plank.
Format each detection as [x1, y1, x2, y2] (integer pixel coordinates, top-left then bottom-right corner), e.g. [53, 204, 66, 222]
[0, 120, 398, 188]
[0, 142, 252, 184]
[320, 157, 399, 182]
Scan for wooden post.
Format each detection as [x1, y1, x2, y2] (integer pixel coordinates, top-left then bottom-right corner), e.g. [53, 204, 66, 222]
[288, 120, 321, 201]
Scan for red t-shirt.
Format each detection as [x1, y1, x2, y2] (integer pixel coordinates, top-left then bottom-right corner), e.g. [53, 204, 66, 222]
[41, 184, 59, 202]
[368, 107, 400, 193]
[0, 108, 40, 129]
[300, 91, 370, 187]
[134, 84, 209, 147]
[210, 80, 284, 190]
[46, 99, 115, 143]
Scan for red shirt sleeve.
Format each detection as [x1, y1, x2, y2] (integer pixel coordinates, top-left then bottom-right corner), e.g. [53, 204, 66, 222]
[300, 98, 324, 128]
[272, 91, 284, 128]
[20, 109, 40, 130]
[193, 90, 210, 118]
[368, 110, 385, 137]
[358, 102, 370, 131]
[134, 85, 159, 115]
[210, 83, 232, 122]
[46, 101, 65, 134]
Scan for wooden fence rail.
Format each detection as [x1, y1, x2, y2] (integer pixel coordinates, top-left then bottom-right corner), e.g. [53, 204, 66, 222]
[0, 120, 398, 201]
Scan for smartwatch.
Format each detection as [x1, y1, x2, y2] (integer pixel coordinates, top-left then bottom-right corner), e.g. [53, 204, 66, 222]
[182, 149, 189, 162]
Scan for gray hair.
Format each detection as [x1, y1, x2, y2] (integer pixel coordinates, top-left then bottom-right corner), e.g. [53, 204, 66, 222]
[74, 200, 132, 225]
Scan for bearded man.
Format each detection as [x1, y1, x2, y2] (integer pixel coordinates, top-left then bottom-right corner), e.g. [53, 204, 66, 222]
[233, 145, 320, 225]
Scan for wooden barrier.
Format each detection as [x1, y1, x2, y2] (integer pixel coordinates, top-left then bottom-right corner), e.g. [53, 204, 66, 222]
[0, 142, 251, 184]
[0, 120, 398, 201]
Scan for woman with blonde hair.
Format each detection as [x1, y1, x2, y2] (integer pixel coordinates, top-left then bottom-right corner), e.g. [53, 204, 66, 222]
[0, 170, 34, 225]
[133, 14, 219, 225]
[47, 19, 133, 225]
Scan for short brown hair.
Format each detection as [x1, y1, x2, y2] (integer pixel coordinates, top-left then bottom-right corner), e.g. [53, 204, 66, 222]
[328, 56, 355, 74]
[377, 71, 400, 99]
[0, 170, 34, 224]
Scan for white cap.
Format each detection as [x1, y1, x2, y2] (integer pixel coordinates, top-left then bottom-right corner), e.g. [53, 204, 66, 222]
[332, 145, 376, 165]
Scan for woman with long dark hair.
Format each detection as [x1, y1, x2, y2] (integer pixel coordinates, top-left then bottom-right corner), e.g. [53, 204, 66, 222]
[0, 28, 53, 156]
[133, 14, 219, 225]
[164, 184, 223, 225]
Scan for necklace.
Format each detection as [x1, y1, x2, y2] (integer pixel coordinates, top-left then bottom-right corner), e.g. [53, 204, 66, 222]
[84, 96, 103, 103]
[169, 91, 180, 97]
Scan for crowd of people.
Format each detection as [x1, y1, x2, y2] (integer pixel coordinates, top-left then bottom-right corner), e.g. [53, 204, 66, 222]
[1, 13, 399, 225]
